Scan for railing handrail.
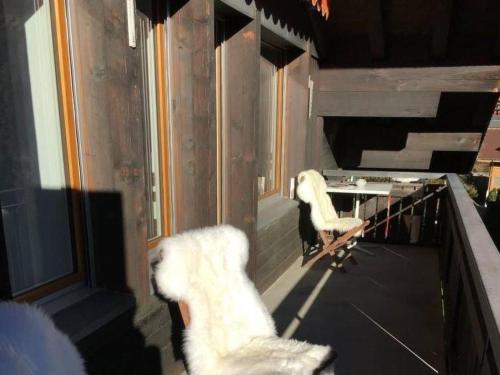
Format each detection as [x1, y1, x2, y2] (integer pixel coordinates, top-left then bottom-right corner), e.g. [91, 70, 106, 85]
[445, 173, 500, 362]
[323, 169, 445, 180]
[363, 184, 447, 234]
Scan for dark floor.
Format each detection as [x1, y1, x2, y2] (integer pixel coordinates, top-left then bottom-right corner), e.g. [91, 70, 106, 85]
[262, 242, 446, 375]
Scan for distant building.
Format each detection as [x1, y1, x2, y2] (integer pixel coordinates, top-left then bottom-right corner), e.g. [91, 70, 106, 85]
[477, 101, 500, 196]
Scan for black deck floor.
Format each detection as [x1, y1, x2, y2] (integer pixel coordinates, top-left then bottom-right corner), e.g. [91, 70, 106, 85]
[263, 243, 446, 375]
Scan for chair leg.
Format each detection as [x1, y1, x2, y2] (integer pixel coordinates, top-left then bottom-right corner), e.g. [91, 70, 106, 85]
[348, 253, 358, 265]
[303, 222, 368, 269]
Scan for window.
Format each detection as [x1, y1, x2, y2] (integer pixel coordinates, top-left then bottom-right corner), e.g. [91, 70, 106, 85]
[0, 0, 84, 300]
[257, 43, 284, 198]
[137, 0, 171, 246]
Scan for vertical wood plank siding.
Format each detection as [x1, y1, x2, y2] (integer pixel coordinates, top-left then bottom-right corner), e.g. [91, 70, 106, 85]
[222, 18, 261, 280]
[69, 0, 150, 303]
[306, 57, 322, 171]
[169, 0, 217, 232]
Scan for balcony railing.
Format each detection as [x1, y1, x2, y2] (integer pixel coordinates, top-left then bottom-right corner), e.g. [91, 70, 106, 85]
[323, 170, 500, 375]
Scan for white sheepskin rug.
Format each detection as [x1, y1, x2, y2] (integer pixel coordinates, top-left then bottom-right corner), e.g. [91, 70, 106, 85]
[296, 169, 363, 233]
[0, 302, 86, 375]
[155, 225, 334, 375]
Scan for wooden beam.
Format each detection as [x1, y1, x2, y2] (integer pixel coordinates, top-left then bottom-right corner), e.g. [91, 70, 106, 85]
[318, 66, 500, 93]
[317, 91, 440, 117]
[358, 132, 482, 169]
[323, 169, 445, 179]
[405, 132, 482, 151]
[431, 0, 453, 59]
[360, 150, 432, 169]
[366, 0, 385, 59]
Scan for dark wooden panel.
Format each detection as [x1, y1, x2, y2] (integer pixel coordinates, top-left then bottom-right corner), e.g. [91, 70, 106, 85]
[169, 0, 216, 231]
[317, 91, 440, 117]
[256, 204, 301, 292]
[69, 0, 150, 303]
[305, 57, 323, 171]
[222, 17, 260, 280]
[431, 0, 453, 59]
[365, 0, 385, 59]
[318, 66, 500, 92]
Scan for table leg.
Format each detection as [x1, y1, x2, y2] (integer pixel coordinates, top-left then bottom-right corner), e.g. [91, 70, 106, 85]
[354, 194, 360, 218]
[385, 195, 391, 239]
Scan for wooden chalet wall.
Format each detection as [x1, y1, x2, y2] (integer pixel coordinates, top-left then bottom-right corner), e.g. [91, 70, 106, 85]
[221, 17, 261, 279]
[67, 2, 186, 373]
[69, 0, 150, 304]
[54, 0, 322, 372]
[169, 0, 217, 232]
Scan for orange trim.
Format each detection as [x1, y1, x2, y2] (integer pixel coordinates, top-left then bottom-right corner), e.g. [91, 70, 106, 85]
[275, 64, 284, 193]
[310, 0, 330, 19]
[258, 54, 285, 200]
[215, 26, 223, 223]
[147, 237, 161, 250]
[154, 1, 171, 242]
[179, 301, 191, 326]
[53, 0, 85, 277]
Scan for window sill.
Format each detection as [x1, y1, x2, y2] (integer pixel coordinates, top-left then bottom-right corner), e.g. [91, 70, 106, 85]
[46, 288, 135, 344]
[257, 195, 298, 231]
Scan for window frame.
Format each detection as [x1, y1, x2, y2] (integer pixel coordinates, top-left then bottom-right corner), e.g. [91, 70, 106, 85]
[0, 0, 87, 302]
[145, 0, 171, 250]
[258, 42, 285, 200]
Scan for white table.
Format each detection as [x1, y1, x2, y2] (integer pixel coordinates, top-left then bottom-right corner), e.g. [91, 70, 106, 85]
[326, 182, 393, 238]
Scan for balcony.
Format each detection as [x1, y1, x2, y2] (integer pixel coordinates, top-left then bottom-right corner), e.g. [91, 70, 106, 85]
[261, 172, 500, 375]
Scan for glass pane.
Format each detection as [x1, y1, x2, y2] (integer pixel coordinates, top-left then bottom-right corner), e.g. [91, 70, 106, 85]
[138, 11, 162, 240]
[257, 52, 279, 195]
[0, 0, 75, 295]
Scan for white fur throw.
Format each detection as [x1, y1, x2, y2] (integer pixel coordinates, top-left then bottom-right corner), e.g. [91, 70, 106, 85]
[155, 225, 334, 375]
[296, 169, 363, 233]
[0, 302, 86, 375]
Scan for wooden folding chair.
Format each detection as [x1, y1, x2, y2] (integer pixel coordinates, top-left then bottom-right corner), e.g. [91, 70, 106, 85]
[296, 169, 369, 269]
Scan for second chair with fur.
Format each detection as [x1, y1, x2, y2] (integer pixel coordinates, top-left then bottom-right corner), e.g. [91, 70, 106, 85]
[155, 225, 335, 375]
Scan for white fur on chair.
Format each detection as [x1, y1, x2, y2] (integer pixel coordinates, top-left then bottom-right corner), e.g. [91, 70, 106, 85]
[296, 169, 363, 233]
[0, 302, 86, 375]
[155, 225, 334, 375]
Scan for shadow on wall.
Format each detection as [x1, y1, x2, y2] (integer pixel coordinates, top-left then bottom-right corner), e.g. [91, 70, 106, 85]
[0, 189, 185, 375]
[0, 2, 184, 374]
[298, 201, 318, 254]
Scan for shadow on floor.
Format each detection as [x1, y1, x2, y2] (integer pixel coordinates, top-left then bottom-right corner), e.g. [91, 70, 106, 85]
[268, 242, 446, 375]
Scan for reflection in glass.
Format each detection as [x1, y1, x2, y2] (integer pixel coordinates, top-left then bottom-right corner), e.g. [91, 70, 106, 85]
[257, 45, 282, 196]
[0, 0, 75, 295]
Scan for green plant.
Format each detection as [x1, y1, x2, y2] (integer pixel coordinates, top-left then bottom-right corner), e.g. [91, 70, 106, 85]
[460, 174, 479, 200]
[488, 188, 499, 202]
[464, 183, 479, 199]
